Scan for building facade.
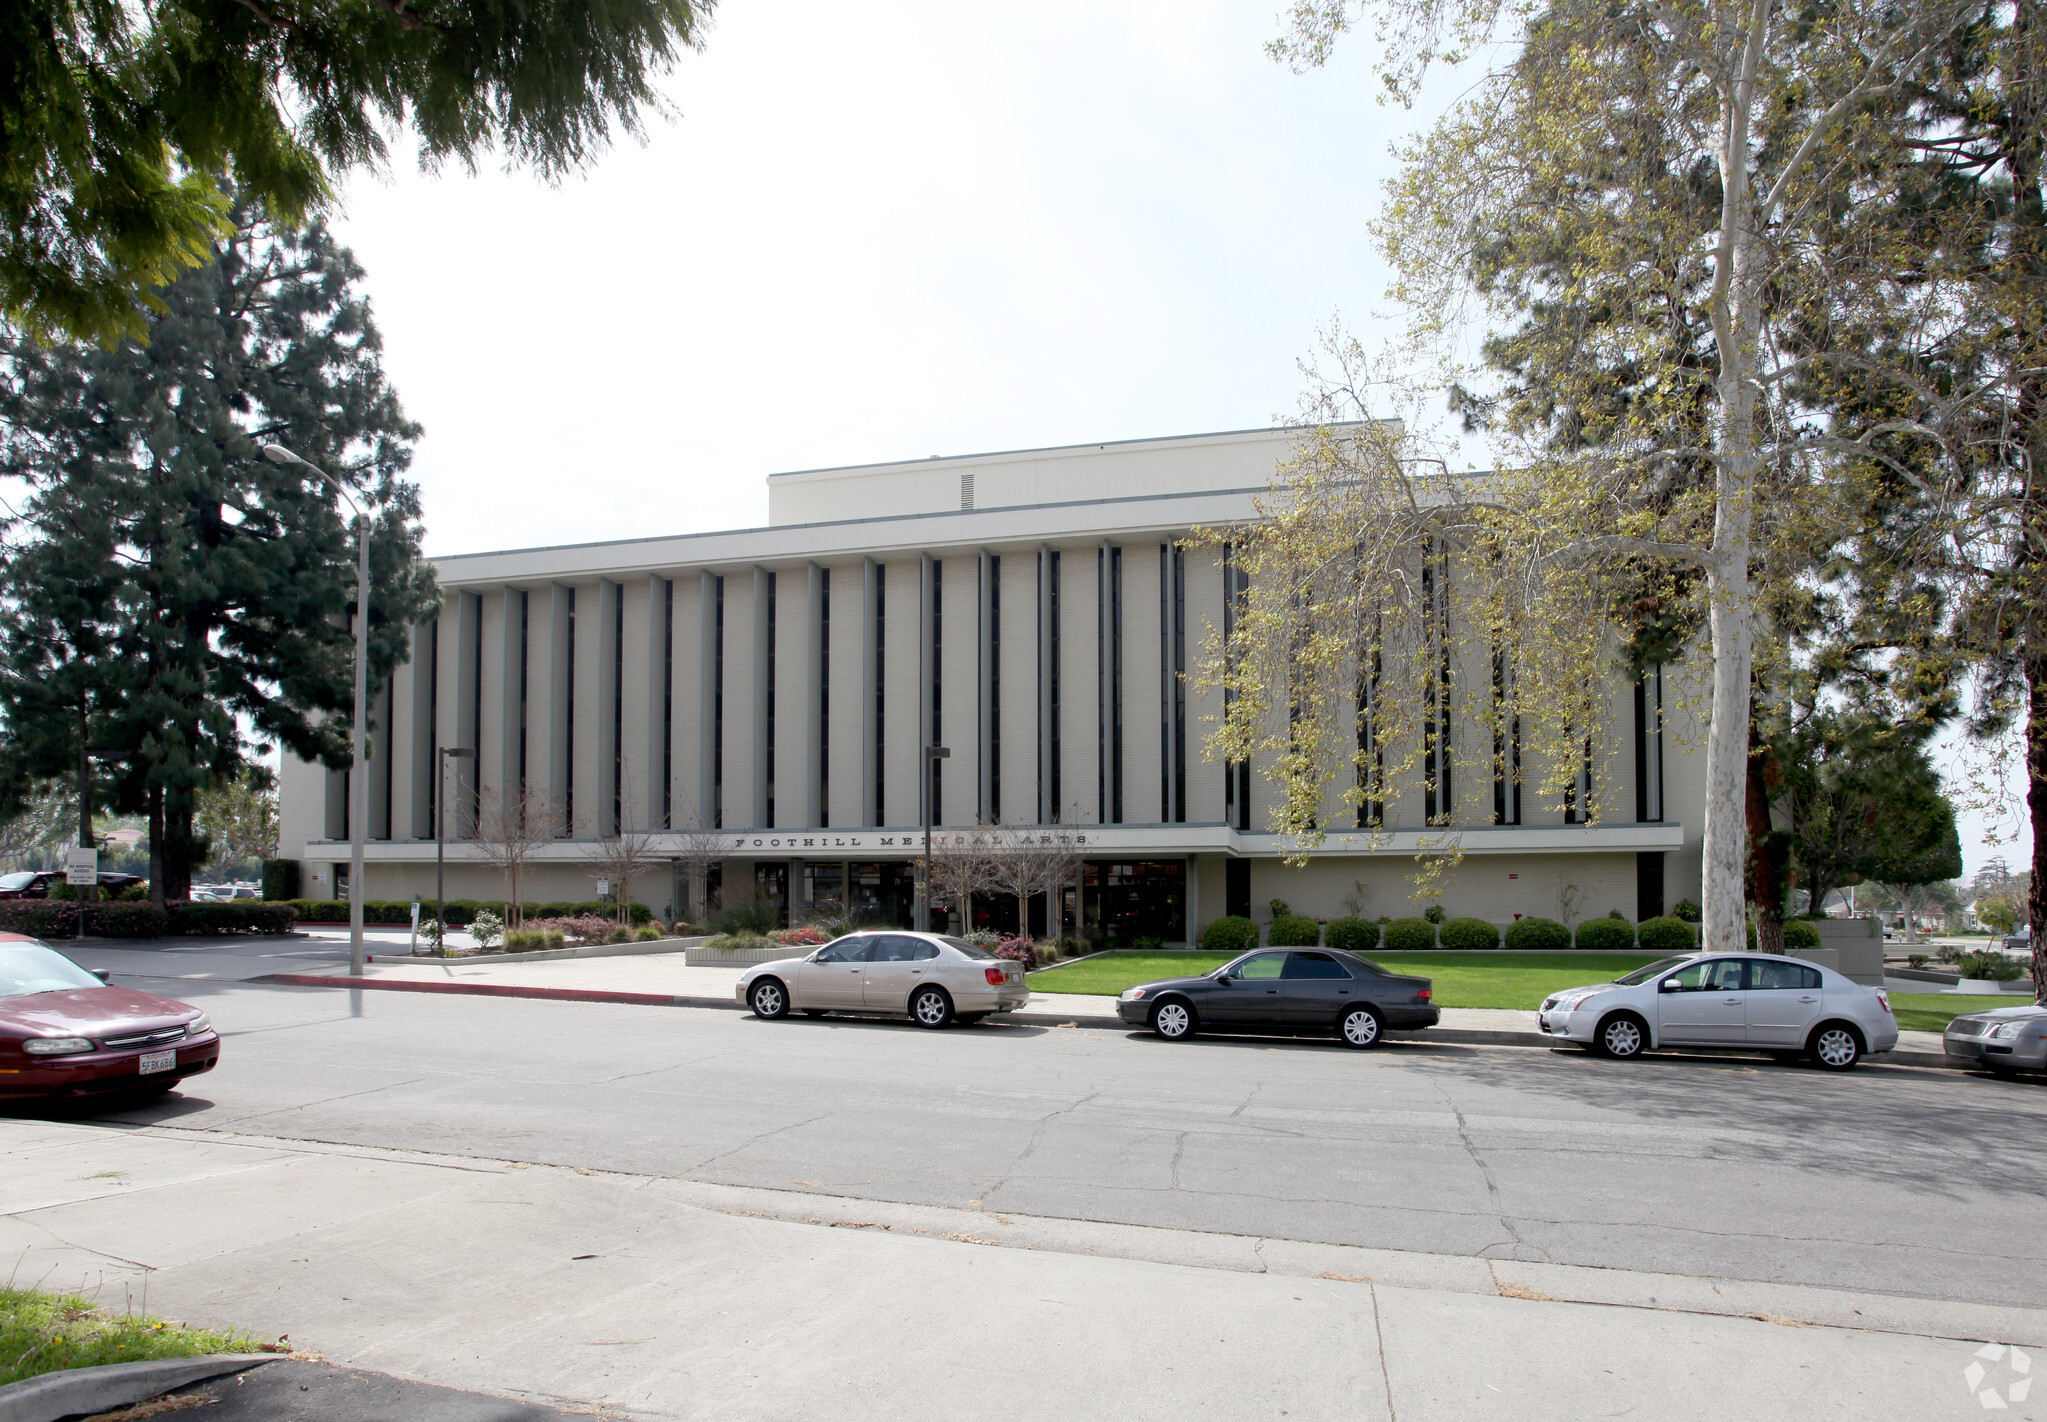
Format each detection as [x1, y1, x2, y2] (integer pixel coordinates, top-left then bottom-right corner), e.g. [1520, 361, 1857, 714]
[277, 427, 1705, 939]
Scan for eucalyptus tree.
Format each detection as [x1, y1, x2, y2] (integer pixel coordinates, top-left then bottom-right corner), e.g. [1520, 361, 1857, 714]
[1217, 0, 1993, 953]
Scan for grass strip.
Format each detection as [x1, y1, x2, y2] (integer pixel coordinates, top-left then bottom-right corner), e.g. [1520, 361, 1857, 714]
[0, 1286, 268, 1387]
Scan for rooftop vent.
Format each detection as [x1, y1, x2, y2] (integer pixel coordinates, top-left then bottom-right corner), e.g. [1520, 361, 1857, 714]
[959, 473, 976, 510]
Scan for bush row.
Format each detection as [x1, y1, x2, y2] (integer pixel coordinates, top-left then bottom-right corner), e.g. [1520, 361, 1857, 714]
[277, 898, 655, 928]
[0, 901, 298, 938]
[1196, 913, 1822, 952]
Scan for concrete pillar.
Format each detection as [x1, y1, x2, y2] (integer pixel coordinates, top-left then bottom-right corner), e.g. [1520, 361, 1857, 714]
[1062, 545, 1100, 825]
[827, 560, 872, 830]
[497, 586, 525, 814]
[594, 579, 621, 838]
[398, 619, 434, 840]
[940, 555, 979, 826]
[882, 559, 920, 826]
[1183, 548, 1226, 826]
[645, 575, 670, 830]
[541, 584, 572, 837]
[1121, 542, 1161, 826]
[444, 592, 480, 837]
[999, 551, 1037, 825]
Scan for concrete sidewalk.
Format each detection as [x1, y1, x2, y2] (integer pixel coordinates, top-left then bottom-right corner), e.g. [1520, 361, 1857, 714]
[250, 951, 1954, 1060]
[4, 1119, 2036, 1421]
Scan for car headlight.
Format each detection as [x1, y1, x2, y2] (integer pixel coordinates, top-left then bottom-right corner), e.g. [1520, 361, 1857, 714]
[1122, 987, 1146, 1001]
[1540, 997, 1558, 1012]
[23, 1036, 94, 1055]
[1988, 1022, 2024, 1039]
[187, 1014, 212, 1036]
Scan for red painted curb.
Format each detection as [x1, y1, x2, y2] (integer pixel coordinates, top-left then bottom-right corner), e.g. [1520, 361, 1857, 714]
[262, 973, 738, 1011]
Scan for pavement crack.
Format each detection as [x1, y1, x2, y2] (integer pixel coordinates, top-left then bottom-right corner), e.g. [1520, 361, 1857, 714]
[685, 1113, 834, 1173]
[980, 1087, 1103, 1201]
[1169, 1131, 1188, 1192]
[1428, 1074, 1550, 1263]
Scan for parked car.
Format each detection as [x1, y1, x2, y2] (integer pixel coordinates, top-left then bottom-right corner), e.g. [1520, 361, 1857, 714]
[1943, 1005, 2047, 1077]
[1536, 952, 1898, 1069]
[0, 935, 220, 1098]
[736, 931, 1030, 1027]
[1115, 948, 1437, 1047]
[2001, 927, 2031, 953]
[0, 870, 145, 901]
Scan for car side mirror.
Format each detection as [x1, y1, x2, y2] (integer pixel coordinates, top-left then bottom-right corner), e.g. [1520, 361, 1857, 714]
[1659, 978, 1682, 993]
[91, 968, 110, 983]
[1216, 971, 1232, 983]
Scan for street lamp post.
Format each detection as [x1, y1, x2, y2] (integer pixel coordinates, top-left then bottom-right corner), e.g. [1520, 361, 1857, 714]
[437, 746, 477, 952]
[918, 745, 949, 933]
[261, 444, 371, 976]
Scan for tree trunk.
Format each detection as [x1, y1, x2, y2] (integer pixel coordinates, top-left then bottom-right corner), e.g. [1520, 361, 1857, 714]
[147, 787, 166, 909]
[75, 699, 98, 913]
[1746, 736, 1787, 952]
[2029, 646, 2047, 1003]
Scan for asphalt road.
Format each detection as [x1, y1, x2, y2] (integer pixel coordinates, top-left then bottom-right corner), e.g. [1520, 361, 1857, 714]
[19, 939, 2047, 1313]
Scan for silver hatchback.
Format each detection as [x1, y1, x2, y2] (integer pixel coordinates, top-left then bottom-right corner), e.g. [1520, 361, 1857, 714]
[736, 931, 1030, 1028]
[1944, 1005, 2047, 1076]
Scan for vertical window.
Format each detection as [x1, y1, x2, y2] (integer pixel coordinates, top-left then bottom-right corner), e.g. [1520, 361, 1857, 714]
[1357, 635, 1384, 828]
[1565, 737, 1594, 824]
[471, 595, 484, 833]
[765, 572, 777, 828]
[1109, 545, 1123, 823]
[1164, 543, 1185, 823]
[930, 562, 943, 816]
[518, 591, 530, 796]
[1492, 647, 1520, 825]
[819, 568, 830, 829]
[874, 565, 885, 824]
[1422, 549, 1451, 823]
[1634, 665, 1663, 823]
[712, 576, 723, 828]
[612, 585, 624, 836]
[1048, 551, 1061, 820]
[1223, 545, 1250, 832]
[662, 580, 673, 829]
[427, 619, 440, 834]
[989, 555, 1001, 822]
[563, 589, 576, 832]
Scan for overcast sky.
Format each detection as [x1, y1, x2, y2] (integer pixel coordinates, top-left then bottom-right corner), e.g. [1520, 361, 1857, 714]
[321, 0, 2026, 882]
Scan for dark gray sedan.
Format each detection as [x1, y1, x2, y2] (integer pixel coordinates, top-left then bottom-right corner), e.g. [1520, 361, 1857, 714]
[1944, 1004, 2047, 1075]
[1115, 948, 1437, 1047]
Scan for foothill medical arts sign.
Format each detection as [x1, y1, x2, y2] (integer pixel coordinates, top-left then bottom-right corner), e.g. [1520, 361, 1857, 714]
[718, 831, 1094, 853]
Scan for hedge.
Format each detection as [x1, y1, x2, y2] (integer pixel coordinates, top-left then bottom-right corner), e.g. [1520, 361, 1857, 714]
[1267, 914, 1322, 948]
[1573, 917, 1635, 951]
[261, 858, 301, 901]
[278, 898, 655, 928]
[0, 901, 296, 937]
[1438, 917, 1499, 950]
[1782, 918, 1821, 949]
[1503, 916, 1572, 951]
[1200, 916, 1260, 952]
[1324, 917, 1379, 952]
[1382, 917, 1436, 951]
[1636, 916, 1697, 952]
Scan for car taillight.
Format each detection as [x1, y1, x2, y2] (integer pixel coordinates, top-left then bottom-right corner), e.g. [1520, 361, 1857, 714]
[1876, 990, 1892, 1014]
[1417, 988, 1432, 1001]
[985, 967, 1007, 985]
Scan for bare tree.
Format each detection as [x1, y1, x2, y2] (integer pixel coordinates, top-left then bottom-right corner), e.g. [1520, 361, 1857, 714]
[576, 772, 666, 927]
[927, 826, 1001, 935]
[473, 784, 563, 926]
[982, 822, 1087, 941]
[668, 819, 728, 924]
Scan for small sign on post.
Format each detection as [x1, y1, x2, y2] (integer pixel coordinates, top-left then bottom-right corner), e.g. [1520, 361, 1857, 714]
[596, 877, 611, 899]
[63, 846, 98, 886]
[409, 900, 421, 956]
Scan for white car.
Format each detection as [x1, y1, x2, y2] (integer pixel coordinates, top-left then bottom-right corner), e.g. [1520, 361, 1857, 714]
[1536, 951, 1900, 1069]
[735, 930, 1031, 1028]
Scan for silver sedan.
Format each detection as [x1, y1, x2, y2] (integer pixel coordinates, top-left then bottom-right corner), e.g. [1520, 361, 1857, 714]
[736, 931, 1030, 1028]
[1537, 951, 1900, 1068]
[1944, 1005, 2047, 1076]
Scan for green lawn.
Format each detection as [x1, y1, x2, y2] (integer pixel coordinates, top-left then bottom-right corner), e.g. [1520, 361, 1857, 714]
[1, 1287, 268, 1386]
[1026, 952, 2009, 1030]
[1027, 950, 1663, 1008]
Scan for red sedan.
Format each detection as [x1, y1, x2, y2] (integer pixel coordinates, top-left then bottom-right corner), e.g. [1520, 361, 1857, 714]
[0, 935, 220, 1098]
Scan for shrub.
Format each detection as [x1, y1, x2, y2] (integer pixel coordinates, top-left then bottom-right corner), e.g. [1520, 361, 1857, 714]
[993, 933, 1037, 969]
[261, 858, 302, 901]
[47, 881, 79, 901]
[1671, 898, 1702, 923]
[1324, 917, 1379, 952]
[1781, 919, 1821, 950]
[525, 915, 617, 945]
[1382, 917, 1436, 951]
[418, 918, 445, 952]
[1268, 899, 1291, 919]
[1935, 944, 1959, 964]
[636, 926, 664, 942]
[1200, 916, 1260, 952]
[772, 925, 833, 947]
[469, 910, 505, 949]
[88, 902, 174, 937]
[160, 902, 295, 935]
[1268, 914, 1322, 948]
[1606, 908, 1627, 920]
[1958, 950, 2024, 982]
[1907, 953, 1928, 968]
[712, 897, 781, 938]
[503, 928, 566, 952]
[1636, 916, 1697, 952]
[1438, 917, 1500, 950]
[1573, 917, 1635, 951]
[1503, 916, 1572, 951]
[1131, 934, 1165, 950]
[706, 932, 778, 952]
[1422, 903, 1446, 925]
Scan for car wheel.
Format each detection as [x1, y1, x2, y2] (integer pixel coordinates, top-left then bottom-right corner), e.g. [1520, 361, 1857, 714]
[1151, 999, 1197, 1041]
[909, 985, 954, 1029]
[1339, 1004, 1385, 1049]
[1595, 1012, 1648, 1059]
[749, 978, 790, 1020]
[1807, 1022, 1863, 1070]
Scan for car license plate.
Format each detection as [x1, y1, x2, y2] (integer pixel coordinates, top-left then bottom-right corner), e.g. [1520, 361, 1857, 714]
[138, 1049, 176, 1075]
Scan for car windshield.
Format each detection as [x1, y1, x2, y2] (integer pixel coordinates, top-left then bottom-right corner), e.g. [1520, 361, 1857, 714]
[0, 872, 36, 890]
[1613, 955, 1695, 986]
[940, 935, 998, 960]
[0, 942, 100, 998]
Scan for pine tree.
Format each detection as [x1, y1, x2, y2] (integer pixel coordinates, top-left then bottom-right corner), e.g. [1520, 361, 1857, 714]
[0, 201, 439, 902]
